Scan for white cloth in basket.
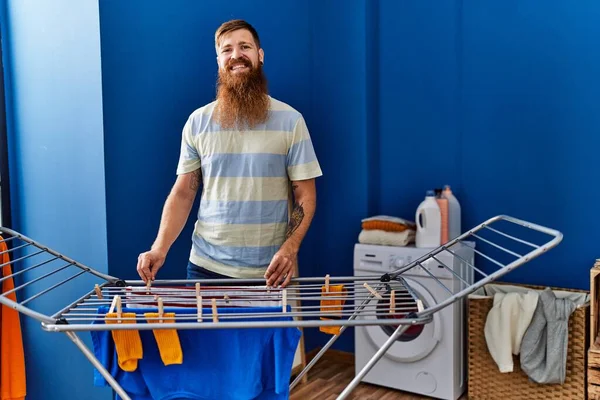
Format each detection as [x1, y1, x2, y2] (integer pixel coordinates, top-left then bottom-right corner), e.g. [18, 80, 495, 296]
[484, 290, 539, 373]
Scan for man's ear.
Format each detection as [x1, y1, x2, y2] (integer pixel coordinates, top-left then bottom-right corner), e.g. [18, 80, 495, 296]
[259, 48, 265, 65]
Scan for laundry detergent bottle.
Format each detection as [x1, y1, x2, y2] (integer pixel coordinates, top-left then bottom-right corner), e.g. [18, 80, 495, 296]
[415, 190, 441, 248]
[442, 185, 461, 239]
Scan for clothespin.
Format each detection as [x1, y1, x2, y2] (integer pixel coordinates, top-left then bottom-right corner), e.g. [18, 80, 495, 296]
[146, 279, 151, 295]
[211, 298, 218, 323]
[94, 284, 103, 299]
[116, 295, 122, 323]
[196, 283, 202, 322]
[389, 290, 396, 314]
[158, 297, 164, 324]
[282, 289, 287, 313]
[363, 282, 383, 299]
[325, 274, 330, 292]
[109, 295, 118, 314]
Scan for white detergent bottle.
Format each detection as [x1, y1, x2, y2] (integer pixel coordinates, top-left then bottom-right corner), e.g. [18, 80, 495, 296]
[415, 190, 441, 248]
[442, 184, 462, 239]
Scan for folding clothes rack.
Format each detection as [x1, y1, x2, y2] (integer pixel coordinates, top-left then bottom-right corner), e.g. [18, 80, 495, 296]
[0, 215, 562, 400]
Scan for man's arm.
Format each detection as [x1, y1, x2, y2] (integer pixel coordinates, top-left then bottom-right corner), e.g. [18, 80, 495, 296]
[264, 178, 317, 287]
[137, 168, 202, 282]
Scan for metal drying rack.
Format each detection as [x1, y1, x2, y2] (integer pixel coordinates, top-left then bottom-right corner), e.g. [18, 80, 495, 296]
[0, 215, 563, 400]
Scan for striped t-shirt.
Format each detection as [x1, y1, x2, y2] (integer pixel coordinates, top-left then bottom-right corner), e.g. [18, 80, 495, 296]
[176, 96, 323, 278]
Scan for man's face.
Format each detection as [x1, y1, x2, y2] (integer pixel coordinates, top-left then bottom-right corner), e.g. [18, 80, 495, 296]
[216, 29, 264, 76]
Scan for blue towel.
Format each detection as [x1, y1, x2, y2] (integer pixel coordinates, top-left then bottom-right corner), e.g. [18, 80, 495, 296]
[90, 305, 301, 400]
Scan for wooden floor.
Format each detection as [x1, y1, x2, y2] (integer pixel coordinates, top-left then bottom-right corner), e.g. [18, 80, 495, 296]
[289, 350, 467, 400]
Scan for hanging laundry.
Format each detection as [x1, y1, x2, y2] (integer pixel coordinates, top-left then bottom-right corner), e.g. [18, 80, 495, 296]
[319, 284, 347, 335]
[144, 312, 183, 366]
[0, 236, 26, 400]
[91, 306, 301, 400]
[105, 313, 144, 372]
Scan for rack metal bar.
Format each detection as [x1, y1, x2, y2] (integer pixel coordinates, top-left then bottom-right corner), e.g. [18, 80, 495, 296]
[21, 270, 87, 306]
[430, 254, 471, 287]
[484, 225, 539, 249]
[4, 262, 73, 297]
[470, 232, 523, 258]
[0, 256, 61, 284]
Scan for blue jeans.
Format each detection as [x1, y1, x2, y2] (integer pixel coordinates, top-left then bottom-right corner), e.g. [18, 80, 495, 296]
[186, 261, 239, 286]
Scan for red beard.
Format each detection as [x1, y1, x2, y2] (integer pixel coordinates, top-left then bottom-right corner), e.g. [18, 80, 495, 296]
[215, 58, 269, 129]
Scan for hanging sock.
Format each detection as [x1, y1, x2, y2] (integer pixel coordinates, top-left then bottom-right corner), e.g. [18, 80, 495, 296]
[105, 313, 143, 371]
[319, 285, 347, 335]
[144, 312, 183, 365]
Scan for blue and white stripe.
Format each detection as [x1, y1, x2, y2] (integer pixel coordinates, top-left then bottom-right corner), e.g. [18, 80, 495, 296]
[177, 96, 322, 278]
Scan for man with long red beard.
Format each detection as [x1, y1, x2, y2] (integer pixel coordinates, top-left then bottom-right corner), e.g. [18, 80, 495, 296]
[137, 19, 322, 288]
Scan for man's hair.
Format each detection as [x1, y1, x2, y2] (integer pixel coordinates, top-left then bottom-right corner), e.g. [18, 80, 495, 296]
[215, 19, 261, 49]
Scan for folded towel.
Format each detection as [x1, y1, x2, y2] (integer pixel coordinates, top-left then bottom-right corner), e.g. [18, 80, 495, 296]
[145, 312, 183, 365]
[320, 285, 347, 335]
[358, 229, 415, 247]
[361, 215, 416, 233]
[105, 313, 143, 371]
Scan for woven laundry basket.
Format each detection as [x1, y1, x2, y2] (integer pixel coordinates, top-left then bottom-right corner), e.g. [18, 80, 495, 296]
[467, 283, 589, 400]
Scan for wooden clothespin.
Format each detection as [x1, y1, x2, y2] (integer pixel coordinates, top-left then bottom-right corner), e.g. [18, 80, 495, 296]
[109, 295, 118, 314]
[116, 295, 122, 323]
[94, 284, 103, 299]
[211, 298, 218, 323]
[363, 282, 383, 299]
[325, 274, 330, 292]
[146, 279, 151, 295]
[158, 297, 164, 324]
[282, 289, 287, 313]
[389, 290, 396, 314]
[196, 283, 202, 322]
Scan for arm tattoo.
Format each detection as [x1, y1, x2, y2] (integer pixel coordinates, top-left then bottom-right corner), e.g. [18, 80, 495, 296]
[189, 169, 201, 191]
[286, 202, 304, 239]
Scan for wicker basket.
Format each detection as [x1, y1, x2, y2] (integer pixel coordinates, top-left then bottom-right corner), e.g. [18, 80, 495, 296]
[467, 283, 589, 400]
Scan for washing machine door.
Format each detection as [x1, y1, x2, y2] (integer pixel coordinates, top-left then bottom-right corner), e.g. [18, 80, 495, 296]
[362, 277, 442, 362]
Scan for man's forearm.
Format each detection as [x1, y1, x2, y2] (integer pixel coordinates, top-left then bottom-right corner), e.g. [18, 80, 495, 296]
[152, 170, 200, 254]
[283, 184, 316, 252]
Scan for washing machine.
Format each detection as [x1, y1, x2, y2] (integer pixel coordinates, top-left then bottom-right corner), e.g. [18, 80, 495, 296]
[354, 243, 474, 400]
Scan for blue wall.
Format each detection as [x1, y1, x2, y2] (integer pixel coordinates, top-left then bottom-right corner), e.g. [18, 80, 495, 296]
[459, 0, 600, 288]
[378, 0, 600, 290]
[1, 1, 109, 399]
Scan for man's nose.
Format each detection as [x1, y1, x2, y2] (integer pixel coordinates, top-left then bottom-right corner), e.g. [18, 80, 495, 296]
[231, 47, 242, 59]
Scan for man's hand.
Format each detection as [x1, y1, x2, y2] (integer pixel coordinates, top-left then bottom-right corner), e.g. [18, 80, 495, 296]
[264, 243, 297, 287]
[137, 249, 167, 283]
